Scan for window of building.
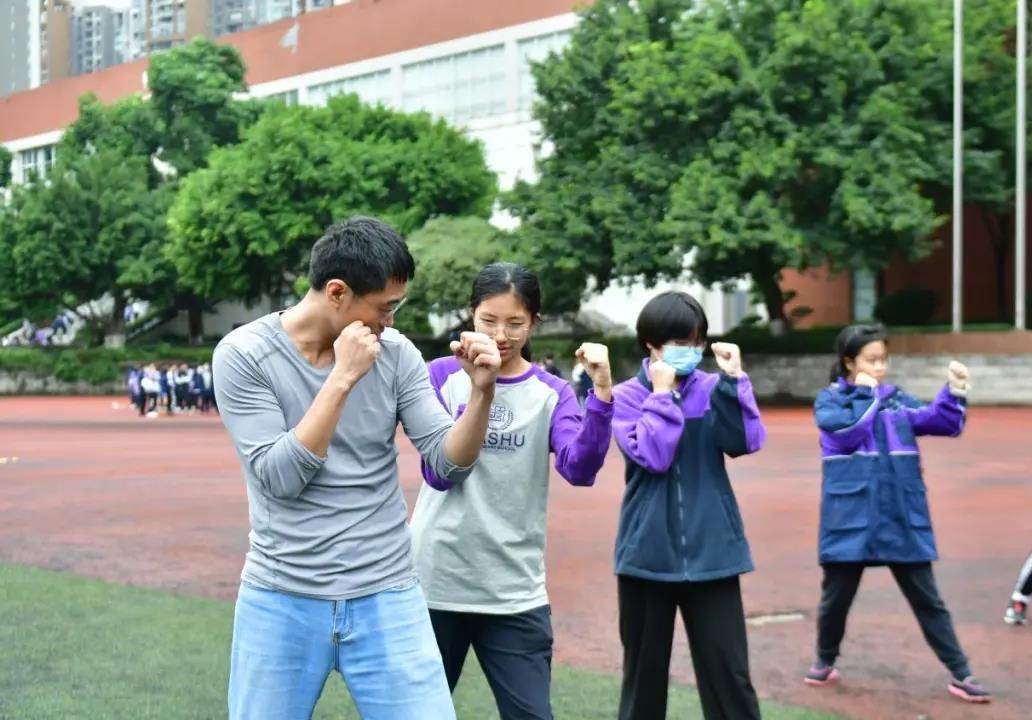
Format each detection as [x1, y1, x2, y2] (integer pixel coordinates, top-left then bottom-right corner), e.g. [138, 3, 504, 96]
[308, 69, 391, 108]
[267, 89, 299, 106]
[402, 44, 506, 123]
[18, 145, 55, 183]
[517, 31, 570, 111]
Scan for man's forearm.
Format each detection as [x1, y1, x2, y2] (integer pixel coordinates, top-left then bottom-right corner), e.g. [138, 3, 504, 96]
[443, 386, 495, 467]
[293, 369, 354, 458]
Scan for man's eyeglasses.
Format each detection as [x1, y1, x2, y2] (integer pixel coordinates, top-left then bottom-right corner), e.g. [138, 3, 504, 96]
[474, 318, 529, 341]
[359, 295, 407, 320]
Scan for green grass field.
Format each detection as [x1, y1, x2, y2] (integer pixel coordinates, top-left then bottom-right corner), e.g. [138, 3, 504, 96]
[0, 564, 843, 719]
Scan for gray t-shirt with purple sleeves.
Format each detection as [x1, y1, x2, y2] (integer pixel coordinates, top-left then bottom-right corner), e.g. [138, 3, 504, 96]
[410, 359, 613, 615]
[213, 313, 472, 600]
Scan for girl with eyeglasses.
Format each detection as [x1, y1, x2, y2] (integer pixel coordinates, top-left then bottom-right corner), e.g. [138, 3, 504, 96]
[611, 291, 765, 720]
[804, 324, 991, 704]
[409, 262, 615, 720]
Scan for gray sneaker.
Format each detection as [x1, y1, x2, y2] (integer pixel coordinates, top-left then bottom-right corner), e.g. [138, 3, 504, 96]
[804, 663, 841, 686]
[1005, 599, 1027, 626]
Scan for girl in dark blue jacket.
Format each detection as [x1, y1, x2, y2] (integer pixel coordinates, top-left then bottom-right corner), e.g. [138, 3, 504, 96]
[805, 324, 991, 705]
[612, 292, 765, 720]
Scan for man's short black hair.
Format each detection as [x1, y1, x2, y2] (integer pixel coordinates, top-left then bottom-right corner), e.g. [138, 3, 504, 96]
[308, 216, 415, 296]
[635, 291, 709, 355]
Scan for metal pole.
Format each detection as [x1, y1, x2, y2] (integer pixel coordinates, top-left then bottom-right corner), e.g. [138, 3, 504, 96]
[953, 0, 964, 333]
[1017, 0, 1027, 330]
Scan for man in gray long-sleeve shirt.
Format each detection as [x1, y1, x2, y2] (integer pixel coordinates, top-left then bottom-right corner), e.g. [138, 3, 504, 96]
[214, 217, 500, 720]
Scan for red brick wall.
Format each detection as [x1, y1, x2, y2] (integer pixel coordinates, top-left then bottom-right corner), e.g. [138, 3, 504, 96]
[783, 202, 1032, 328]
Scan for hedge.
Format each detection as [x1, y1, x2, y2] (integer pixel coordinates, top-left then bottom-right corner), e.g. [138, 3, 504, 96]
[0, 327, 846, 387]
[411, 327, 844, 378]
[0, 345, 216, 385]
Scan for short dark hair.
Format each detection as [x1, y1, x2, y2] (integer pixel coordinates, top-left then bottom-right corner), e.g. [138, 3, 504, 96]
[830, 323, 889, 382]
[308, 216, 415, 296]
[635, 291, 709, 355]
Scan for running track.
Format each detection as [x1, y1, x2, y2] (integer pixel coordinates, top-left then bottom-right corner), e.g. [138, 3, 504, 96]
[0, 396, 1029, 719]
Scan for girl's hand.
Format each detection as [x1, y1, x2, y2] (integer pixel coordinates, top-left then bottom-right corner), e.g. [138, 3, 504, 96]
[650, 359, 677, 394]
[451, 332, 501, 392]
[854, 371, 879, 388]
[947, 361, 970, 397]
[710, 342, 742, 378]
[576, 342, 612, 402]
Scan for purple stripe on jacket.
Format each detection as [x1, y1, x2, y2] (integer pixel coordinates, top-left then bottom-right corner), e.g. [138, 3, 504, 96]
[736, 374, 766, 454]
[613, 361, 765, 473]
[421, 358, 613, 490]
[818, 380, 966, 458]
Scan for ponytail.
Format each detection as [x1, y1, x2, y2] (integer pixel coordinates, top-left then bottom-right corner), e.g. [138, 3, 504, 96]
[829, 359, 849, 384]
[521, 340, 533, 362]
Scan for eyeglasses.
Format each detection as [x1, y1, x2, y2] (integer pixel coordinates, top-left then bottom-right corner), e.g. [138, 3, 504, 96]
[475, 318, 529, 341]
[359, 295, 407, 320]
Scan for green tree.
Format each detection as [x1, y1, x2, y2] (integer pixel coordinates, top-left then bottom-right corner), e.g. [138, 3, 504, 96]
[0, 146, 12, 188]
[0, 150, 170, 338]
[166, 95, 497, 307]
[404, 216, 516, 331]
[507, 0, 966, 324]
[59, 95, 163, 177]
[147, 38, 255, 176]
[0, 201, 20, 320]
[0, 39, 268, 343]
[504, 0, 661, 315]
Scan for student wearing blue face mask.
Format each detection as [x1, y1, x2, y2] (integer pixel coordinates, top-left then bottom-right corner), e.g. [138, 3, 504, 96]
[611, 291, 766, 720]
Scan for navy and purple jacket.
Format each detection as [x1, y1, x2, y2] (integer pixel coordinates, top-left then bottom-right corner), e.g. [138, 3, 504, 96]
[612, 361, 766, 583]
[816, 379, 966, 565]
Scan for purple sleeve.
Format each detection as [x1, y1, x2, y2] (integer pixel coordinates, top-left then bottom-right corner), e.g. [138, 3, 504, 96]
[708, 373, 766, 457]
[550, 385, 614, 487]
[612, 382, 685, 474]
[900, 385, 966, 437]
[815, 386, 879, 455]
[419, 357, 462, 491]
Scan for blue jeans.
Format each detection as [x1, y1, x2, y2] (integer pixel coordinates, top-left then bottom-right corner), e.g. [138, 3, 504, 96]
[229, 581, 456, 720]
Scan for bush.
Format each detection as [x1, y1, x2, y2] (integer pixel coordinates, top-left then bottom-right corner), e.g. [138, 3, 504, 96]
[410, 329, 844, 382]
[0, 347, 59, 375]
[717, 325, 844, 355]
[0, 318, 21, 338]
[874, 288, 940, 326]
[0, 326, 852, 390]
[0, 345, 216, 385]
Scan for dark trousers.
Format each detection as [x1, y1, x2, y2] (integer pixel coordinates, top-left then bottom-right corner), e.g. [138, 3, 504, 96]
[816, 562, 971, 679]
[430, 606, 553, 720]
[1014, 550, 1032, 597]
[617, 575, 761, 720]
[175, 383, 192, 409]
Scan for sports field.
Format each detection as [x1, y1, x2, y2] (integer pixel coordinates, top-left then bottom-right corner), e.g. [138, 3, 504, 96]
[1, 396, 1029, 719]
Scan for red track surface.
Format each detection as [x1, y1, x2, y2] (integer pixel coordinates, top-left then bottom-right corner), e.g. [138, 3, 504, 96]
[1, 396, 1029, 719]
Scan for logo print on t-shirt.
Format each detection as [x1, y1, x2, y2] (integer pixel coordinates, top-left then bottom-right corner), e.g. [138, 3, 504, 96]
[488, 403, 514, 432]
[483, 402, 524, 452]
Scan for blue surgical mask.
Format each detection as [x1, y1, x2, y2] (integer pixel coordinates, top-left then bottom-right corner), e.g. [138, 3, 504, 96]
[661, 345, 704, 375]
